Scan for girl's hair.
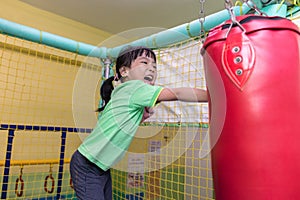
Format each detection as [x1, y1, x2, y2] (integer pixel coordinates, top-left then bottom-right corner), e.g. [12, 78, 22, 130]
[96, 76, 114, 112]
[96, 46, 156, 112]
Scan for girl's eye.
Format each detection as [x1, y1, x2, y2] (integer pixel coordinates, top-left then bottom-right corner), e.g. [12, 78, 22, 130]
[142, 61, 147, 64]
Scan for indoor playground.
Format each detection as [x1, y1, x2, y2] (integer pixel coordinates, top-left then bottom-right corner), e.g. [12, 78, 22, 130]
[0, 0, 300, 199]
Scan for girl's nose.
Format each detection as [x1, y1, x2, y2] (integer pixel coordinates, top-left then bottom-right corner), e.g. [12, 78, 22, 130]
[148, 66, 156, 72]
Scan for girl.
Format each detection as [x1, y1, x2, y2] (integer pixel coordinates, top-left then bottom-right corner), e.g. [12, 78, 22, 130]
[70, 46, 208, 199]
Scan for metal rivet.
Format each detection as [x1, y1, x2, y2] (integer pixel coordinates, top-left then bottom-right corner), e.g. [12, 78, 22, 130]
[232, 46, 240, 53]
[234, 56, 242, 64]
[236, 69, 243, 76]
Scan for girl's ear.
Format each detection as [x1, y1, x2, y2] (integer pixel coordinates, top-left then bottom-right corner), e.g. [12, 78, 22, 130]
[119, 66, 129, 77]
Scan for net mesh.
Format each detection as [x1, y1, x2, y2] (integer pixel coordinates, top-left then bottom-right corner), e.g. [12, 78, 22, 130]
[0, 33, 212, 199]
[0, 16, 299, 199]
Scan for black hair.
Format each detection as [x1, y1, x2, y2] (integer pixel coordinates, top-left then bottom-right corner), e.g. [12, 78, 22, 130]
[96, 46, 156, 112]
[96, 76, 114, 112]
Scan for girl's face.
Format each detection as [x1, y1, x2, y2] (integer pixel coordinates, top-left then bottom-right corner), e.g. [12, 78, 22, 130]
[124, 52, 157, 85]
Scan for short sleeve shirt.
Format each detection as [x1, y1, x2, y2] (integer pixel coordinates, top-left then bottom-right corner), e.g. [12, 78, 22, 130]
[78, 80, 163, 171]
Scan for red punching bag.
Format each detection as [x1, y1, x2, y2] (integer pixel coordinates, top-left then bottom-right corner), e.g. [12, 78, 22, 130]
[202, 15, 300, 200]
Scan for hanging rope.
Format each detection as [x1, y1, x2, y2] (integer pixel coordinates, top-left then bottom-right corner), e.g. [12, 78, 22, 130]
[15, 166, 24, 197]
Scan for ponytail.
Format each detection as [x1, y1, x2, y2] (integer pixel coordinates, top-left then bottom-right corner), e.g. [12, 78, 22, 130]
[96, 76, 115, 112]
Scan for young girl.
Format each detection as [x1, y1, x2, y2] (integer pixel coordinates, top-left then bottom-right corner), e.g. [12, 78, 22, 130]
[70, 46, 208, 199]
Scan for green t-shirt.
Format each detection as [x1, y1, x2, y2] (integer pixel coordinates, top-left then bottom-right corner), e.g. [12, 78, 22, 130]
[78, 80, 163, 171]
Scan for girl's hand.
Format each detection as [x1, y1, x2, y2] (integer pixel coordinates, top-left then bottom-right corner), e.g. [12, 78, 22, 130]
[141, 107, 154, 122]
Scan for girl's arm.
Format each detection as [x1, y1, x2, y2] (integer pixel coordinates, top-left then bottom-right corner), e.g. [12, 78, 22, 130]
[157, 88, 208, 103]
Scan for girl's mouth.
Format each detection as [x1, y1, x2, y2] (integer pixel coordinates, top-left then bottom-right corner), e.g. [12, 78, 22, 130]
[144, 75, 154, 85]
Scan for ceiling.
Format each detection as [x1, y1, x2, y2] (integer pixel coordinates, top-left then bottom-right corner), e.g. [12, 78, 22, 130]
[19, 0, 227, 35]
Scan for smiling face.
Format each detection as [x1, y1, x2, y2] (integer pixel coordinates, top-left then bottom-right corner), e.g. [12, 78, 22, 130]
[121, 52, 157, 85]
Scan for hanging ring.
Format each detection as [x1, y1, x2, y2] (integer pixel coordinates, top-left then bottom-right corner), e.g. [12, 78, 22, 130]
[15, 167, 24, 197]
[44, 174, 55, 193]
[70, 177, 74, 189]
[15, 175, 24, 197]
[44, 165, 55, 193]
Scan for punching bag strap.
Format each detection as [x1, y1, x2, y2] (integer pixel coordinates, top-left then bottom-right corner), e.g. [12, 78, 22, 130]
[222, 0, 256, 90]
[222, 31, 255, 90]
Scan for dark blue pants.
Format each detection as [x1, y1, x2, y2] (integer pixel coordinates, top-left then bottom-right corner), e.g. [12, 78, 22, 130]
[70, 150, 112, 200]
